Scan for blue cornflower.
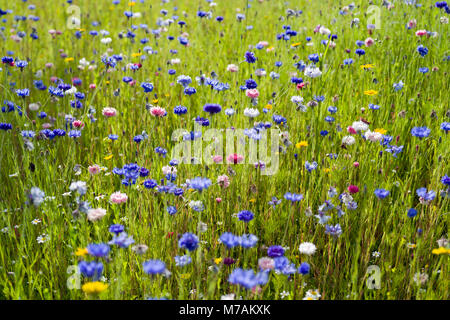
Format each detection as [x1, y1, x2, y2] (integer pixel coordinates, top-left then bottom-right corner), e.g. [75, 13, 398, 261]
[393, 80, 404, 91]
[267, 245, 284, 258]
[108, 232, 135, 248]
[441, 175, 450, 186]
[167, 206, 177, 215]
[178, 232, 199, 251]
[419, 67, 429, 74]
[174, 105, 187, 115]
[325, 224, 343, 237]
[374, 188, 390, 199]
[411, 126, 431, 139]
[174, 255, 192, 267]
[245, 79, 258, 89]
[109, 224, 125, 235]
[228, 268, 268, 289]
[68, 130, 81, 138]
[268, 196, 282, 209]
[220, 232, 240, 248]
[355, 48, 365, 56]
[305, 161, 318, 172]
[298, 262, 310, 275]
[440, 122, 450, 132]
[143, 259, 166, 275]
[407, 208, 418, 218]
[416, 187, 436, 202]
[78, 261, 103, 280]
[238, 234, 258, 248]
[187, 177, 211, 191]
[237, 210, 254, 222]
[87, 243, 110, 258]
[308, 53, 319, 64]
[344, 58, 354, 65]
[417, 45, 428, 57]
[244, 51, 257, 63]
[284, 192, 303, 202]
[203, 103, 222, 114]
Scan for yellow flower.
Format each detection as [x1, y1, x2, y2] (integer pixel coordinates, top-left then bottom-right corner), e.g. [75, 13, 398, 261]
[432, 247, 450, 255]
[104, 154, 113, 160]
[131, 52, 142, 58]
[165, 93, 170, 97]
[128, 1, 136, 6]
[152, 99, 159, 104]
[75, 247, 88, 257]
[360, 64, 375, 70]
[76, 28, 85, 32]
[323, 168, 331, 173]
[180, 273, 191, 279]
[249, 199, 256, 203]
[265, 104, 273, 110]
[364, 90, 378, 96]
[214, 258, 222, 265]
[374, 128, 387, 135]
[295, 141, 308, 148]
[64, 57, 74, 63]
[406, 243, 416, 249]
[82, 281, 108, 294]
[291, 42, 301, 47]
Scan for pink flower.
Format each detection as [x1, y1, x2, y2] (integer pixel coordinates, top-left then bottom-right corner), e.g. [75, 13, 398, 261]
[246, 89, 259, 98]
[110, 191, 128, 204]
[217, 175, 230, 188]
[415, 29, 427, 36]
[313, 24, 321, 33]
[149, 106, 167, 117]
[348, 185, 359, 194]
[42, 123, 52, 129]
[258, 257, 275, 271]
[365, 37, 375, 47]
[407, 19, 417, 29]
[258, 41, 269, 47]
[212, 155, 223, 163]
[353, 161, 360, 168]
[347, 126, 357, 134]
[45, 63, 54, 69]
[102, 107, 117, 117]
[226, 64, 239, 72]
[216, 197, 222, 203]
[88, 164, 101, 175]
[72, 120, 84, 128]
[226, 153, 244, 164]
[89, 84, 96, 90]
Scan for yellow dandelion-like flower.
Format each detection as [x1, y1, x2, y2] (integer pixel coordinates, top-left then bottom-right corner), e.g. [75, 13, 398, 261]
[104, 154, 113, 160]
[432, 247, 450, 255]
[364, 90, 378, 96]
[165, 93, 170, 97]
[291, 42, 301, 47]
[265, 104, 273, 110]
[152, 99, 159, 104]
[295, 141, 308, 148]
[128, 1, 136, 6]
[249, 198, 256, 203]
[82, 281, 108, 294]
[76, 28, 85, 32]
[360, 64, 375, 70]
[75, 247, 88, 257]
[131, 52, 142, 58]
[180, 273, 191, 279]
[214, 258, 222, 265]
[323, 168, 331, 173]
[407, 243, 416, 249]
[374, 128, 387, 135]
[105, 81, 110, 85]
[64, 57, 74, 63]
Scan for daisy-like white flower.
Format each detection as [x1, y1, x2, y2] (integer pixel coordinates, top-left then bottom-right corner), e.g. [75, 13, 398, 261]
[299, 242, 317, 255]
[31, 218, 41, 225]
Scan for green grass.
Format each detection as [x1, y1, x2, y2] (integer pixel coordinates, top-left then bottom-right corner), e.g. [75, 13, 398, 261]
[0, 0, 448, 300]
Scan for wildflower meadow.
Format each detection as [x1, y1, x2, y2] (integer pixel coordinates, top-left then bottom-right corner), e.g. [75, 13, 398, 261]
[0, 0, 449, 301]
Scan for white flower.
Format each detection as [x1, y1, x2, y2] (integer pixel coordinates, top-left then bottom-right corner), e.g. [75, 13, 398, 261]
[36, 233, 49, 244]
[299, 242, 317, 255]
[221, 293, 235, 300]
[243, 108, 260, 118]
[342, 136, 356, 145]
[170, 58, 181, 65]
[30, 187, 45, 207]
[29, 103, 40, 111]
[303, 289, 321, 300]
[364, 130, 383, 142]
[87, 208, 107, 222]
[304, 65, 322, 78]
[31, 218, 41, 225]
[319, 26, 331, 35]
[291, 95, 304, 105]
[69, 181, 87, 196]
[100, 37, 112, 44]
[162, 165, 177, 175]
[351, 121, 369, 132]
